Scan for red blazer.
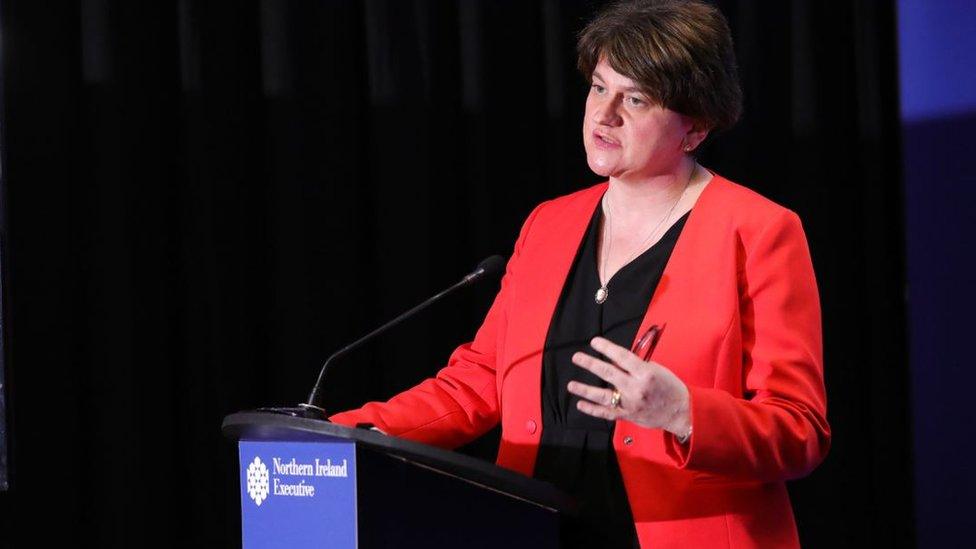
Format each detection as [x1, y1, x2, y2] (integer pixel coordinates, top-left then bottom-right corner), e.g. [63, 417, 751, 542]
[331, 175, 830, 548]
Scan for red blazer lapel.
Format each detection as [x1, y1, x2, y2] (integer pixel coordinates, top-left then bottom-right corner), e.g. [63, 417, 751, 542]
[497, 184, 606, 471]
[625, 175, 742, 403]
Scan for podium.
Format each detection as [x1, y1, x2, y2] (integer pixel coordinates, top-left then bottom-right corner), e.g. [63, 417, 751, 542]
[223, 412, 576, 548]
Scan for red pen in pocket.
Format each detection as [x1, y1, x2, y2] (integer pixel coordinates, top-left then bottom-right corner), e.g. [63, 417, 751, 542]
[632, 323, 666, 361]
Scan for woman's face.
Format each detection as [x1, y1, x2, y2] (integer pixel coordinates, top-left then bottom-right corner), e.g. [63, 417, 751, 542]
[583, 59, 700, 181]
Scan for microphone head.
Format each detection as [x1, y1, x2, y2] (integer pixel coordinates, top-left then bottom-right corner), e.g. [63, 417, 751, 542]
[476, 255, 506, 277]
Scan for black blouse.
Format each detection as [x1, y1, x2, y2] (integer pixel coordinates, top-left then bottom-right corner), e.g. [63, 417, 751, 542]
[532, 197, 689, 548]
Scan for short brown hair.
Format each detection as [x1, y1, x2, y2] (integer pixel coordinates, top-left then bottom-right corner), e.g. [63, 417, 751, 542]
[578, 0, 742, 132]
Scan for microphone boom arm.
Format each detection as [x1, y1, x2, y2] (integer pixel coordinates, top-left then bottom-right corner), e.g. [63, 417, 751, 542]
[299, 256, 504, 417]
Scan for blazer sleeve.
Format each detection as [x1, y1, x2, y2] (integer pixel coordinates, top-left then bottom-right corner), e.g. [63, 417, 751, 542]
[328, 202, 545, 449]
[664, 209, 831, 482]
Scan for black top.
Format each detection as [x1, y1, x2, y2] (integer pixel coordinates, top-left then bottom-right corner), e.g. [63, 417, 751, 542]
[532, 197, 689, 548]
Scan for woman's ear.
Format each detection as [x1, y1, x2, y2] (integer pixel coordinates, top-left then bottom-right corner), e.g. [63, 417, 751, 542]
[682, 122, 710, 153]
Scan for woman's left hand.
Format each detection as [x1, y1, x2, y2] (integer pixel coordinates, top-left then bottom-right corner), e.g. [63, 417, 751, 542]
[569, 336, 692, 438]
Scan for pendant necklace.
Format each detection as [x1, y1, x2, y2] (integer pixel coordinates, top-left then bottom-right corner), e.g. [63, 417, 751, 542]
[595, 166, 694, 305]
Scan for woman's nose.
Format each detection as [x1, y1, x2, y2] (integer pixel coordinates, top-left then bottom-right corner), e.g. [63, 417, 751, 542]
[593, 96, 622, 126]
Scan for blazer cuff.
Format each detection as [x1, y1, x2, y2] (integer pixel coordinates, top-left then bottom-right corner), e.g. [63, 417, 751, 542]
[663, 385, 730, 471]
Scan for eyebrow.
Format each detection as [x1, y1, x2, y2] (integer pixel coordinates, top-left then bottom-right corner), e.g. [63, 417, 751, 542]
[591, 71, 644, 94]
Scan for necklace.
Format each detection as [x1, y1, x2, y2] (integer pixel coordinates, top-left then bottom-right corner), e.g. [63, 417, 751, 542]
[595, 166, 695, 305]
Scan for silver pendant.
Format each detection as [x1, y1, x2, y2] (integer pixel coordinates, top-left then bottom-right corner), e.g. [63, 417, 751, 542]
[595, 286, 608, 304]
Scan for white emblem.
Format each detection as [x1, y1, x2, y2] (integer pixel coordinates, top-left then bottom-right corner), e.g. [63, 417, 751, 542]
[246, 457, 270, 506]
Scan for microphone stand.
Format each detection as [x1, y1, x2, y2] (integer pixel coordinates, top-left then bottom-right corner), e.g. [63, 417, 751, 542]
[257, 256, 504, 420]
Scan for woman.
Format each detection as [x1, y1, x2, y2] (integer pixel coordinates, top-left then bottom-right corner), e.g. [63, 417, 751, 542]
[331, 1, 830, 547]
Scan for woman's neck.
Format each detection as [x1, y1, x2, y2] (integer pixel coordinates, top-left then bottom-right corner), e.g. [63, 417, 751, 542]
[605, 158, 705, 221]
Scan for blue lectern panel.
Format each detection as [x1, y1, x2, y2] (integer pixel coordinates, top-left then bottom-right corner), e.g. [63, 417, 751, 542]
[239, 440, 357, 548]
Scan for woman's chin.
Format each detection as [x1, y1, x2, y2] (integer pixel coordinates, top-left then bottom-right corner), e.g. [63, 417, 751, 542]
[586, 157, 615, 178]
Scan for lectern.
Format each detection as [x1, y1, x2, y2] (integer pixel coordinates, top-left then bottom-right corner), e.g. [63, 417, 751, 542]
[223, 412, 575, 548]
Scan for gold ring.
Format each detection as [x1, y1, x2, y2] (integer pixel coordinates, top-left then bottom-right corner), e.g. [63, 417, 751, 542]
[609, 389, 622, 408]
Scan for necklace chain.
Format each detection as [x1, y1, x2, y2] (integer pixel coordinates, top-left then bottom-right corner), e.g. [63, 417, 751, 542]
[595, 165, 695, 305]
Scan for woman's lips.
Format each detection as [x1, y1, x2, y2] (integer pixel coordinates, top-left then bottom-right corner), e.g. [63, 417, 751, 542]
[593, 132, 621, 150]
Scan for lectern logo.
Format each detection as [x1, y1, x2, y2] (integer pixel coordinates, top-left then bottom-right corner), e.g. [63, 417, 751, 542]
[246, 457, 270, 506]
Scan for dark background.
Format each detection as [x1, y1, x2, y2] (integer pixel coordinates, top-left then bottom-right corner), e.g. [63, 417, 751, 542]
[897, 1, 976, 546]
[0, 0, 913, 547]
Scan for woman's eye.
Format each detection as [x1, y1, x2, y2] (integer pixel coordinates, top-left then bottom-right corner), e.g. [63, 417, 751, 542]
[627, 96, 645, 106]
[592, 84, 606, 94]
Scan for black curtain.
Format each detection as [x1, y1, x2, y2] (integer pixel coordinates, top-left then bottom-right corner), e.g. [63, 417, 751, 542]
[0, 1, 911, 547]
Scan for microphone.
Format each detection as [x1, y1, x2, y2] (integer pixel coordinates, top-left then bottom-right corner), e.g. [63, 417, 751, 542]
[260, 255, 505, 419]
[462, 255, 504, 283]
